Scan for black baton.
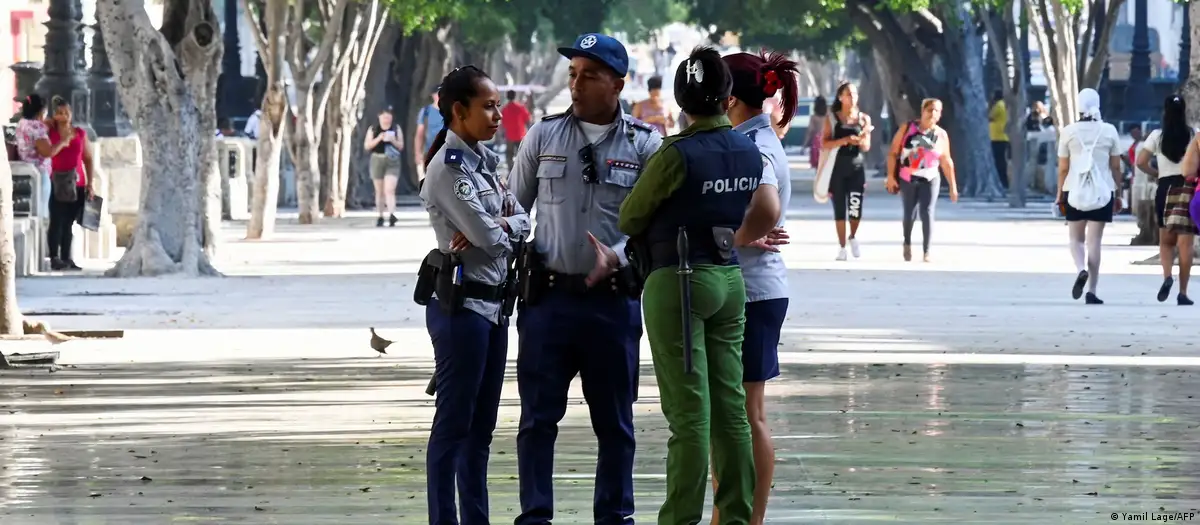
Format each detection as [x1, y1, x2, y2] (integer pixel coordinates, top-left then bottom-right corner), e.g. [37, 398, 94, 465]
[426, 375, 437, 396]
[676, 227, 694, 374]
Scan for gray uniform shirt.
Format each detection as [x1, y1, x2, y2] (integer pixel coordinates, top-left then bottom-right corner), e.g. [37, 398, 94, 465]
[420, 130, 532, 323]
[510, 108, 663, 274]
[733, 113, 791, 303]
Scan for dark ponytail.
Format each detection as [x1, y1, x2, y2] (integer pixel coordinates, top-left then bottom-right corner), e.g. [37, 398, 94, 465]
[20, 93, 46, 121]
[673, 46, 732, 118]
[423, 65, 491, 170]
[724, 50, 800, 127]
[830, 81, 853, 115]
[1160, 94, 1190, 164]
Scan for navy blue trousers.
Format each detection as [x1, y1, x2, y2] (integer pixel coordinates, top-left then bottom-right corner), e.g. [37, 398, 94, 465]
[514, 291, 642, 525]
[426, 299, 509, 525]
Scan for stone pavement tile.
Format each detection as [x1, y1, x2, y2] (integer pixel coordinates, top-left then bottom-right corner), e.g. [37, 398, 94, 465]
[3, 360, 1199, 523]
[6, 210, 1197, 523]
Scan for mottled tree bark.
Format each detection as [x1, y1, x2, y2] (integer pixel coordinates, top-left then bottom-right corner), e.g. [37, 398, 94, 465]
[97, 0, 222, 276]
[242, 0, 286, 239]
[0, 158, 20, 336]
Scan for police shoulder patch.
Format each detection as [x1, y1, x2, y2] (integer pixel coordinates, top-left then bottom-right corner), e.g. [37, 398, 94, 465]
[444, 148, 464, 165]
[453, 177, 475, 201]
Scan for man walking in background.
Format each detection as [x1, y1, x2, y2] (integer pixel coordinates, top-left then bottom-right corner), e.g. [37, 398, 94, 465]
[502, 90, 532, 170]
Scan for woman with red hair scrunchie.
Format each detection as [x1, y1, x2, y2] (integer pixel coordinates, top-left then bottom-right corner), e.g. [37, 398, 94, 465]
[712, 50, 799, 525]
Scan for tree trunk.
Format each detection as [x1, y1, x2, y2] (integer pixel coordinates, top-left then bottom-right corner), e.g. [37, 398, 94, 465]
[985, 3, 1031, 206]
[244, 0, 286, 239]
[1182, 1, 1200, 125]
[0, 157, 20, 335]
[291, 94, 321, 224]
[1027, 0, 1079, 128]
[97, 0, 221, 277]
[937, 3, 1004, 199]
[325, 0, 387, 216]
[855, 50, 887, 171]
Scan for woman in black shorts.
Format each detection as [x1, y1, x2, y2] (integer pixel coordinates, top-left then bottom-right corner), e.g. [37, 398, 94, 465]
[1055, 88, 1123, 304]
[821, 81, 874, 261]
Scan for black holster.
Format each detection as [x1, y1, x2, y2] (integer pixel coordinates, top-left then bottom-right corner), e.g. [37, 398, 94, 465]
[625, 235, 652, 290]
[434, 252, 465, 314]
[501, 240, 526, 318]
[414, 249, 442, 306]
[518, 248, 545, 307]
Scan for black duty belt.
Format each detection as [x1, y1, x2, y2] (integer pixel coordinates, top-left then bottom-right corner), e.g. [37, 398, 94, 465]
[542, 270, 631, 296]
[462, 280, 507, 302]
[648, 242, 736, 272]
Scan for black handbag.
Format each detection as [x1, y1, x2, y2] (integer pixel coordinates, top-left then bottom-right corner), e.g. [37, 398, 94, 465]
[51, 170, 78, 203]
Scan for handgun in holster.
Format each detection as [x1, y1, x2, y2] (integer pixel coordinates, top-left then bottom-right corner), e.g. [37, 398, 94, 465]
[517, 245, 544, 307]
[500, 239, 526, 319]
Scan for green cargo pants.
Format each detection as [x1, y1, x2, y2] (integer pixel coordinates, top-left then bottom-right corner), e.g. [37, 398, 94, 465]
[642, 264, 756, 525]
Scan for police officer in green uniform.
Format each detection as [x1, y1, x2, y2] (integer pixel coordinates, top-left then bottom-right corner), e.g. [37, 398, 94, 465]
[617, 47, 782, 525]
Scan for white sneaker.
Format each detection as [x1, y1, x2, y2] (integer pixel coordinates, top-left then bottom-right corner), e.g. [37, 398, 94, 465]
[836, 248, 848, 261]
[849, 238, 861, 258]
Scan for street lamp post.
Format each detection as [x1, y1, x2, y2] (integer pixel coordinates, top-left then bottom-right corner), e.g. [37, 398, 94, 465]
[1180, 2, 1191, 87]
[88, 22, 132, 137]
[1125, 0, 1154, 122]
[33, 0, 90, 128]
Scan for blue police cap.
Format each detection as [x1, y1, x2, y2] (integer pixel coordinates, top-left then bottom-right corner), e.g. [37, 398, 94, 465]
[558, 33, 629, 77]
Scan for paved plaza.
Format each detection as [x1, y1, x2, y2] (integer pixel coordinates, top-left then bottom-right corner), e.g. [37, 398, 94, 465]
[4, 190, 1200, 524]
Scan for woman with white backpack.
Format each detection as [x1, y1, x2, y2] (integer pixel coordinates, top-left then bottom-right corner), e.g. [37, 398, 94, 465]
[1055, 88, 1123, 304]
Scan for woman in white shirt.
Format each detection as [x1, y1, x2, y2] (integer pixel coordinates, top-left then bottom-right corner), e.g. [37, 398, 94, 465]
[1056, 88, 1123, 305]
[1138, 95, 1195, 305]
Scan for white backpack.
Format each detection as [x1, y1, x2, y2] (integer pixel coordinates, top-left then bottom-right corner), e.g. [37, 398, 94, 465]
[1066, 130, 1109, 212]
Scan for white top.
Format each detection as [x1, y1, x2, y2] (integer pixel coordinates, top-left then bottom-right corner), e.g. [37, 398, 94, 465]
[579, 121, 617, 144]
[1138, 129, 1187, 178]
[1057, 120, 1121, 193]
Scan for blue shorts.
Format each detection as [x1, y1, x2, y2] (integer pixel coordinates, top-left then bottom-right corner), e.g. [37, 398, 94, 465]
[742, 298, 788, 383]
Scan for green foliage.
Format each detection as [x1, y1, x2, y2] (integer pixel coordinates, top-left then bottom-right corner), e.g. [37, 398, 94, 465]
[380, 0, 473, 34]
[605, 0, 690, 42]
[683, 0, 860, 59]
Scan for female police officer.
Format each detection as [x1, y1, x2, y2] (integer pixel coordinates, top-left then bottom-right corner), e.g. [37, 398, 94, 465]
[617, 46, 782, 525]
[418, 65, 531, 525]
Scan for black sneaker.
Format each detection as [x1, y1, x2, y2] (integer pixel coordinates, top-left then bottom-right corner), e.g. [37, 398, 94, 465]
[1072, 270, 1088, 300]
[388, 214, 398, 227]
[376, 217, 385, 227]
[1179, 294, 1194, 306]
[1085, 292, 1104, 305]
[50, 258, 67, 271]
[64, 259, 82, 271]
[1158, 276, 1175, 302]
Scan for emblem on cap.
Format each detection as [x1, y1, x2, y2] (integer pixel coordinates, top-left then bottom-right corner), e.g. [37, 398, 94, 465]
[581, 35, 597, 49]
[453, 178, 474, 201]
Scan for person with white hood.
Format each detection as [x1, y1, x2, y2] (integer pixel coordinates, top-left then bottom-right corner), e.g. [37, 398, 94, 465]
[1055, 88, 1123, 304]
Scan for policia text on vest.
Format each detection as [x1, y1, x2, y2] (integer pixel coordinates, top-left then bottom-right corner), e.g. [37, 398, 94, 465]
[702, 176, 761, 194]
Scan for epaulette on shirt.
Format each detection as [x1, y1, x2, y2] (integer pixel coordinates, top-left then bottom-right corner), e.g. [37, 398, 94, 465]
[541, 111, 569, 122]
[444, 148, 464, 165]
[623, 115, 655, 133]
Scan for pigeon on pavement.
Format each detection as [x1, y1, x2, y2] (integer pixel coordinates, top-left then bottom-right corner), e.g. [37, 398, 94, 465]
[369, 327, 393, 356]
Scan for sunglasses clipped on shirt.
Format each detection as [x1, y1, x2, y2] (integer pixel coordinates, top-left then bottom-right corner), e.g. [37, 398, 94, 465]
[579, 144, 598, 184]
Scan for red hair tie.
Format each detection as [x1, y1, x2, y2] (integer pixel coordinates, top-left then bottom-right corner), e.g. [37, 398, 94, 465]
[762, 70, 781, 96]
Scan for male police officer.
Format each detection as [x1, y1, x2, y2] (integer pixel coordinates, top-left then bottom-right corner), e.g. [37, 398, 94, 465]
[509, 33, 663, 525]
